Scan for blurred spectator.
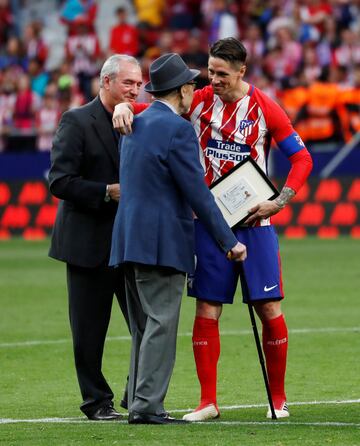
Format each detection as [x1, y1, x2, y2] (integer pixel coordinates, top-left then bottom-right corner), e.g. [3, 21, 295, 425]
[28, 58, 49, 97]
[0, 0, 13, 46]
[294, 67, 344, 144]
[13, 73, 39, 132]
[206, 0, 240, 44]
[264, 23, 302, 83]
[65, 21, 102, 100]
[35, 83, 60, 151]
[333, 28, 360, 69]
[56, 62, 85, 112]
[298, 0, 333, 43]
[278, 73, 309, 122]
[339, 64, 360, 141]
[315, 15, 337, 67]
[60, 0, 97, 33]
[242, 23, 265, 79]
[166, 0, 201, 30]
[182, 33, 208, 88]
[0, 36, 27, 71]
[134, 0, 165, 28]
[301, 43, 322, 84]
[0, 73, 16, 151]
[109, 7, 139, 57]
[23, 21, 48, 67]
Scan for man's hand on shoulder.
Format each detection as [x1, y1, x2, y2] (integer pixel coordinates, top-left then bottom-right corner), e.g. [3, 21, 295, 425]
[112, 102, 134, 135]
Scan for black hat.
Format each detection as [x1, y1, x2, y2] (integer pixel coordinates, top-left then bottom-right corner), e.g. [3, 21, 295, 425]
[144, 53, 200, 93]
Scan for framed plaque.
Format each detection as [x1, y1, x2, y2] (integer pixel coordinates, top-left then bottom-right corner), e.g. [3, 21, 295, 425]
[209, 156, 279, 228]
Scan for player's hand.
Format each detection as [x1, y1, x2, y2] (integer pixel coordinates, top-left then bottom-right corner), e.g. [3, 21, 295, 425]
[227, 242, 247, 262]
[244, 200, 282, 225]
[108, 183, 120, 202]
[112, 103, 134, 135]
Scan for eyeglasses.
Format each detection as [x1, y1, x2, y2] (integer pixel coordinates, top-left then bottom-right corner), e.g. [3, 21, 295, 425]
[186, 81, 197, 87]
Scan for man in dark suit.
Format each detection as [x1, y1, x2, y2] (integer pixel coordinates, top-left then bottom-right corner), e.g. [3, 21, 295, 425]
[48, 55, 142, 420]
[109, 53, 247, 425]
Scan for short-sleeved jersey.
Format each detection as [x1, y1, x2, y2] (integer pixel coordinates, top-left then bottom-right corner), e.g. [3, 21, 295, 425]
[187, 84, 305, 182]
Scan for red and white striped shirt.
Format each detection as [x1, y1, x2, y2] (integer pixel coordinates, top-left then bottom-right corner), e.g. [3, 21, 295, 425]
[186, 84, 307, 186]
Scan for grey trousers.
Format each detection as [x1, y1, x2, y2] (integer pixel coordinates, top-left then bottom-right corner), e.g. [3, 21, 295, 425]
[124, 263, 185, 415]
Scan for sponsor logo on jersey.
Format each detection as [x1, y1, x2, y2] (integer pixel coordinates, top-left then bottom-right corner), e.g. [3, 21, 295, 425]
[206, 139, 250, 162]
[239, 119, 255, 137]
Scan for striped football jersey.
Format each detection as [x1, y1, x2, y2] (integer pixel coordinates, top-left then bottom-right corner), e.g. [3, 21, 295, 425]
[187, 84, 305, 186]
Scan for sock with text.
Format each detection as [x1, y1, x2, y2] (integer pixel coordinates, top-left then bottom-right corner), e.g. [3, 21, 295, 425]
[192, 316, 220, 408]
[262, 313, 288, 409]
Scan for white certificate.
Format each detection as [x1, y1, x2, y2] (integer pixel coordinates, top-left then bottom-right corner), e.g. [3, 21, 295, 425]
[218, 178, 257, 214]
[210, 157, 279, 228]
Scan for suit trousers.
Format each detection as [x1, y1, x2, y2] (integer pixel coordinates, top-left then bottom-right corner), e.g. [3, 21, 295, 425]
[124, 263, 185, 416]
[66, 263, 129, 416]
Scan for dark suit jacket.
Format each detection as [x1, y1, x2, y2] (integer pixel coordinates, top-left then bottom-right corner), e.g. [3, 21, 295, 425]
[109, 101, 238, 273]
[49, 96, 120, 268]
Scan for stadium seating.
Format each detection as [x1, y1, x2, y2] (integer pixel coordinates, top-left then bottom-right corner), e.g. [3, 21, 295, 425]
[314, 179, 342, 202]
[297, 203, 325, 226]
[0, 183, 11, 206]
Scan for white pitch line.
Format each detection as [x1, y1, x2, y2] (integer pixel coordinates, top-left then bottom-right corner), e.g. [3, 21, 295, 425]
[0, 419, 359, 427]
[1, 399, 359, 425]
[172, 399, 360, 413]
[0, 327, 359, 348]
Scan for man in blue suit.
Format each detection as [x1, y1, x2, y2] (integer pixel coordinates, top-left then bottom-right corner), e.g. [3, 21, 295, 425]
[109, 53, 247, 425]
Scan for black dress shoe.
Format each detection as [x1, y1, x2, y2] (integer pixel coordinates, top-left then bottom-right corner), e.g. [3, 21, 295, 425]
[88, 405, 122, 421]
[128, 411, 189, 425]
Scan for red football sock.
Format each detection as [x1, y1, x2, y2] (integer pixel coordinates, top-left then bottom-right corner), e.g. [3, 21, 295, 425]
[192, 316, 220, 408]
[262, 314, 288, 409]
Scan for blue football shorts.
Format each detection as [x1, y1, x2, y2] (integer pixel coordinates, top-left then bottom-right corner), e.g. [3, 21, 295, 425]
[187, 220, 284, 304]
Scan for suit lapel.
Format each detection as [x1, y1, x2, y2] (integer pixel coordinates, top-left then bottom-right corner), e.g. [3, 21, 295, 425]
[90, 97, 119, 169]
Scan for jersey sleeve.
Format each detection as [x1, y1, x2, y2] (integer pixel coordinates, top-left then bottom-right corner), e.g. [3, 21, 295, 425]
[133, 103, 149, 114]
[263, 93, 313, 192]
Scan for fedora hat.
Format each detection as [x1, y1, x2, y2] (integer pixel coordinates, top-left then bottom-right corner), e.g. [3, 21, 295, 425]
[144, 53, 200, 93]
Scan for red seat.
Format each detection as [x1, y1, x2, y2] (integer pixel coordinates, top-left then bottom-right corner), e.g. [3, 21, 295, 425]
[0, 183, 11, 205]
[292, 182, 310, 203]
[0, 228, 11, 240]
[347, 179, 360, 202]
[297, 203, 325, 226]
[23, 227, 47, 240]
[350, 226, 360, 238]
[284, 226, 307, 238]
[1, 205, 31, 228]
[271, 206, 293, 226]
[317, 226, 339, 238]
[314, 179, 342, 202]
[329, 202, 357, 226]
[18, 181, 47, 205]
[35, 204, 58, 228]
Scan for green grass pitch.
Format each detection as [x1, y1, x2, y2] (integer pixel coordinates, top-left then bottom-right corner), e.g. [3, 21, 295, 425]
[0, 237, 359, 445]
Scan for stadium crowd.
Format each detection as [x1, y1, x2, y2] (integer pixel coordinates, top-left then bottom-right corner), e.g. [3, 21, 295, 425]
[0, 0, 359, 152]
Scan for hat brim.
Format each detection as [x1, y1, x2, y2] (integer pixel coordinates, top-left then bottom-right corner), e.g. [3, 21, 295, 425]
[144, 69, 200, 93]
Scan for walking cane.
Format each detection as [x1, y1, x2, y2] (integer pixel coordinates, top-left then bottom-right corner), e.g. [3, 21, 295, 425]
[238, 261, 277, 420]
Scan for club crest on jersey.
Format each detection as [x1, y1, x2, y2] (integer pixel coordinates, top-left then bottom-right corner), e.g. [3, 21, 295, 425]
[239, 120, 255, 137]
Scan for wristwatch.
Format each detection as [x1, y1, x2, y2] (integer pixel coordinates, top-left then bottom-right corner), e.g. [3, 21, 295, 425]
[104, 185, 111, 202]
